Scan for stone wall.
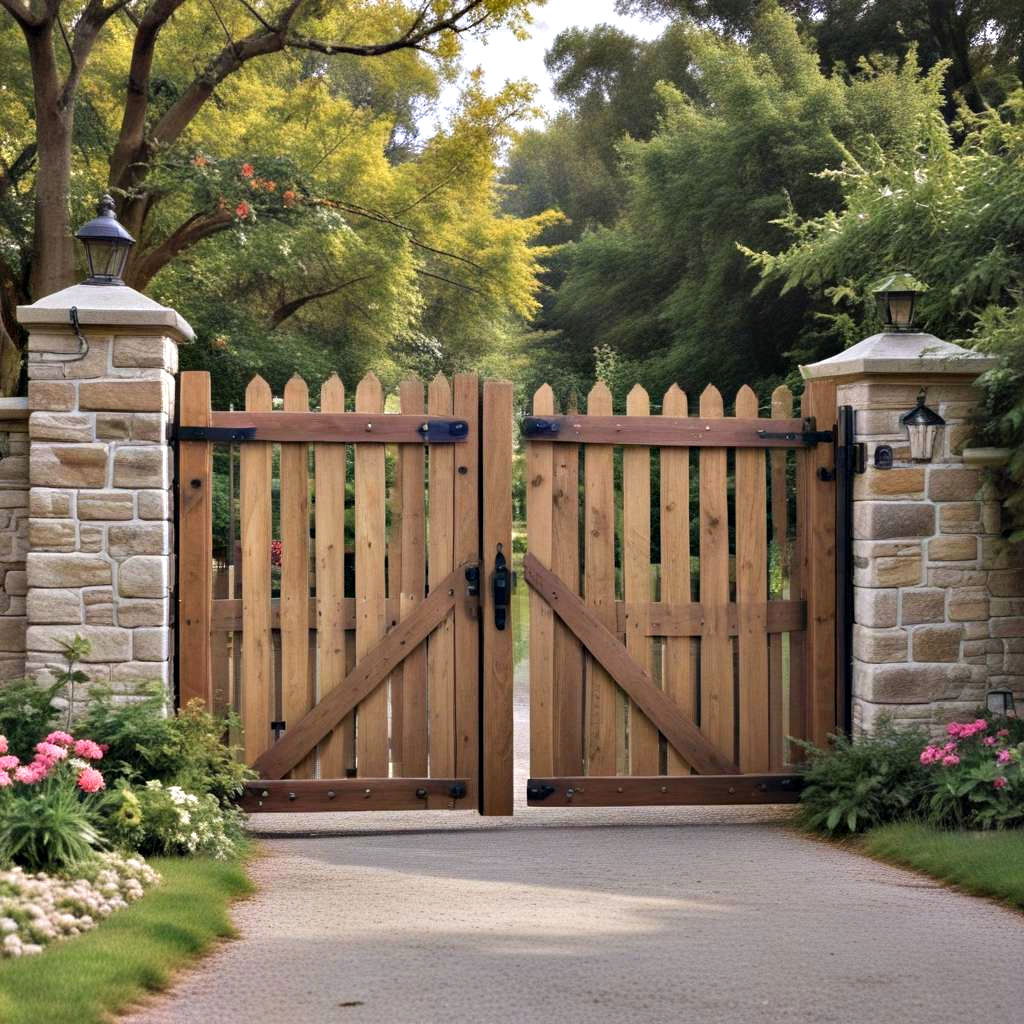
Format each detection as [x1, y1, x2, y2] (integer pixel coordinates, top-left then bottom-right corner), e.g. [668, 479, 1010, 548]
[0, 407, 29, 679]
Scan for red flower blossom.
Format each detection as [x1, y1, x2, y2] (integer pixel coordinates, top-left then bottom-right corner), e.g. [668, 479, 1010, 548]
[235, 200, 251, 219]
[282, 189, 297, 207]
[241, 162, 255, 178]
[270, 539, 283, 567]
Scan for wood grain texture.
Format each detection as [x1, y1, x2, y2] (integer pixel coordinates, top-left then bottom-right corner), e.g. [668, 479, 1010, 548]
[527, 384, 555, 777]
[524, 554, 736, 776]
[583, 382, 618, 776]
[660, 384, 693, 774]
[399, 378, 428, 777]
[521, 415, 811, 447]
[698, 385, 734, 765]
[241, 777, 470, 813]
[178, 371, 213, 708]
[240, 376, 274, 762]
[735, 385, 770, 773]
[354, 373, 389, 777]
[427, 374, 456, 777]
[315, 374, 348, 778]
[769, 384, 793, 769]
[623, 384, 657, 775]
[453, 374, 480, 801]
[481, 380, 514, 815]
[209, 411, 468, 444]
[280, 375, 313, 778]
[526, 774, 802, 807]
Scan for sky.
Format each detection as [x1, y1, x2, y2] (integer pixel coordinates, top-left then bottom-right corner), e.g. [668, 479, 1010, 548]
[430, 0, 672, 129]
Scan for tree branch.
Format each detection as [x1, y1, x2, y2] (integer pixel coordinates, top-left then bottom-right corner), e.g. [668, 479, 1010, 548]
[269, 274, 376, 328]
[0, 0, 44, 30]
[127, 207, 234, 288]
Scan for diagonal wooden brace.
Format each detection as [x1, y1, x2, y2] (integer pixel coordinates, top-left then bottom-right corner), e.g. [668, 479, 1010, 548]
[523, 553, 739, 776]
[253, 565, 465, 779]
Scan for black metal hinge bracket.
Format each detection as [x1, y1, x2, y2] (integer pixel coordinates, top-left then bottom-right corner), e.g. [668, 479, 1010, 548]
[526, 780, 556, 801]
[176, 426, 256, 442]
[757, 419, 834, 446]
[420, 419, 470, 443]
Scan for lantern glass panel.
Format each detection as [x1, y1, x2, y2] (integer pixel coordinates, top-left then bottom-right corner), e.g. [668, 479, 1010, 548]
[84, 239, 131, 283]
[906, 422, 938, 461]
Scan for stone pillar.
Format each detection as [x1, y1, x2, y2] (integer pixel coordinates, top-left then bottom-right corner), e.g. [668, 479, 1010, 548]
[802, 331, 1024, 733]
[16, 284, 192, 705]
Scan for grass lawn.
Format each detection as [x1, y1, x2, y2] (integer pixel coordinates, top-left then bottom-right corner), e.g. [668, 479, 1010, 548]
[863, 823, 1024, 911]
[0, 849, 254, 1024]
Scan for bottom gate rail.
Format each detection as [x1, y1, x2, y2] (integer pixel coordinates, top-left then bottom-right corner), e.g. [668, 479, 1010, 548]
[525, 775, 804, 807]
[240, 778, 471, 813]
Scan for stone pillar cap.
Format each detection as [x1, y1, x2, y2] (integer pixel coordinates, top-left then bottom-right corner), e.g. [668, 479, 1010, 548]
[17, 282, 194, 343]
[801, 331, 999, 380]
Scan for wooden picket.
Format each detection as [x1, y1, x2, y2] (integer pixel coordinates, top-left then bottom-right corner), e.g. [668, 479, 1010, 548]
[524, 378, 838, 805]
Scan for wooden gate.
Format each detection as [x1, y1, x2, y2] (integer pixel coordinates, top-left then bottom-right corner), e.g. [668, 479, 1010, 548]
[176, 371, 514, 815]
[522, 379, 838, 807]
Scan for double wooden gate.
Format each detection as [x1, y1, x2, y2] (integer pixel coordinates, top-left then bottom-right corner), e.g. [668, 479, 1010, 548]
[176, 371, 837, 815]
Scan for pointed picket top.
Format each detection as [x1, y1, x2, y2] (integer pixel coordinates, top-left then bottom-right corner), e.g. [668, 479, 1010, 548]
[587, 380, 612, 414]
[355, 371, 383, 409]
[320, 373, 345, 412]
[283, 373, 309, 412]
[626, 382, 649, 415]
[245, 374, 272, 411]
[734, 384, 758, 418]
[428, 372, 451, 414]
[532, 382, 555, 415]
[699, 383, 723, 416]
[771, 383, 793, 417]
[662, 382, 687, 417]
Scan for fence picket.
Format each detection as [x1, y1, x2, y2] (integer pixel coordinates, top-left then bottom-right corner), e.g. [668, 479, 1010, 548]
[699, 385, 734, 765]
[355, 373, 389, 777]
[769, 384, 793, 769]
[735, 385, 770, 772]
[661, 384, 693, 775]
[241, 375, 274, 763]
[428, 374, 456, 777]
[315, 374, 348, 778]
[583, 382, 618, 775]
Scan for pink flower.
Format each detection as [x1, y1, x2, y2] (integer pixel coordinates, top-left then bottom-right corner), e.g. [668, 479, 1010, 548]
[997, 729, 1010, 738]
[984, 736, 997, 746]
[0, 755, 18, 771]
[0, 735, 7, 754]
[14, 764, 43, 784]
[35, 741, 67, 762]
[77, 767, 105, 794]
[0, 771, 10, 787]
[920, 746, 943, 765]
[73, 739, 103, 760]
[997, 749, 1013, 765]
[942, 754, 961, 766]
[943, 742, 957, 753]
[994, 776, 1008, 789]
[44, 730, 74, 747]
[946, 722, 961, 737]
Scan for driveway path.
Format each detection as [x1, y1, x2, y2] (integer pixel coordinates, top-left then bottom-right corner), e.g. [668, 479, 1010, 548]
[126, 669, 1024, 1023]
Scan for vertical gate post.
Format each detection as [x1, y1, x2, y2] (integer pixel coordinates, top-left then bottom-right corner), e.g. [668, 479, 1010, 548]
[17, 283, 191, 712]
[802, 330, 1013, 735]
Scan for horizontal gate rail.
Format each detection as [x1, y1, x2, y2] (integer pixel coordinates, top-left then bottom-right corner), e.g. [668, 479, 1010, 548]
[631, 600, 805, 636]
[523, 553, 738, 776]
[525, 774, 803, 807]
[240, 778, 471, 813]
[179, 412, 469, 444]
[521, 414, 829, 447]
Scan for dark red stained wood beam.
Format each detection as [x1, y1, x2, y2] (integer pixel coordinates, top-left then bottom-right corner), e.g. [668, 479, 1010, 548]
[252, 565, 464, 779]
[210, 411, 466, 444]
[526, 774, 803, 806]
[523, 553, 738, 776]
[523, 415, 812, 448]
[239, 778, 470, 813]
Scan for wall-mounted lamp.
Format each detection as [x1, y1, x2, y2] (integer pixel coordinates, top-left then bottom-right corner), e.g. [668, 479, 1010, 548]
[901, 389, 945, 462]
[986, 688, 1017, 718]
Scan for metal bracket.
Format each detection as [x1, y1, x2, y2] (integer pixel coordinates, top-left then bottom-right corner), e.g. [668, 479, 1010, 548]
[448, 782, 468, 800]
[757, 419, 834, 446]
[176, 426, 256, 442]
[521, 416, 560, 439]
[271, 720, 286, 740]
[419, 418, 470, 443]
[526, 781, 556, 801]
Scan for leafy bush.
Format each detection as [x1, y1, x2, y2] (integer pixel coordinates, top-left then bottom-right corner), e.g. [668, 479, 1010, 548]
[79, 686, 253, 806]
[795, 720, 931, 835]
[0, 680, 61, 762]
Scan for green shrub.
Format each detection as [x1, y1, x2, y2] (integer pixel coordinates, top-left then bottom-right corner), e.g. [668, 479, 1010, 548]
[0, 783, 104, 874]
[0, 680, 61, 761]
[795, 720, 931, 835]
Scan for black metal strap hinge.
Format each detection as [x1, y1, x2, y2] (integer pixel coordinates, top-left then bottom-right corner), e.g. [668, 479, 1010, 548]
[757, 421, 834, 446]
[522, 416, 560, 439]
[176, 426, 256, 442]
[420, 418, 470, 442]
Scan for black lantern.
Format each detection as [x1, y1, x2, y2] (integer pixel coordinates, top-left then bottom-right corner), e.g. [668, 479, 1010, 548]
[986, 688, 1017, 718]
[900, 389, 945, 462]
[871, 272, 927, 332]
[74, 194, 134, 285]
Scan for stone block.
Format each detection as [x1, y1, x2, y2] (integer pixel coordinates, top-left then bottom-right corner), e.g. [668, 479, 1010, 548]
[853, 625, 907, 663]
[927, 536, 977, 562]
[900, 589, 946, 625]
[95, 414, 131, 440]
[27, 553, 110, 588]
[0, 617, 26, 652]
[84, 603, 114, 625]
[5, 571, 26, 596]
[112, 335, 175, 369]
[110, 660, 169, 685]
[29, 518, 77, 552]
[30, 444, 108, 488]
[982, 538, 1024, 571]
[948, 587, 989, 622]
[78, 491, 134, 521]
[107, 523, 170, 557]
[912, 625, 962, 662]
[27, 588, 82, 624]
[133, 628, 169, 661]
[991, 598, 1024, 617]
[854, 588, 897, 627]
[117, 556, 168, 598]
[28, 380, 75, 412]
[118, 600, 168, 627]
[928, 568, 987, 588]
[853, 501, 934, 540]
[112, 447, 170, 489]
[30, 489, 73, 518]
[854, 555, 921, 588]
[29, 413, 93, 443]
[131, 414, 165, 442]
[982, 502, 1003, 536]
[137, 490, 169, 520]
[991, 618, 1024, 638]
[939, 502, 981, 534]
[79, 379, 167, 413]
[857, 662, 970, 703]
[855, 467, 925, 500]
[927, 468, 981, 502]
[0, 457, 29, 484]
[26, 624, 131, 662]
[79, 525, 104, 553]
[62, 339, 111, 379]
[945, 423, 972, 457]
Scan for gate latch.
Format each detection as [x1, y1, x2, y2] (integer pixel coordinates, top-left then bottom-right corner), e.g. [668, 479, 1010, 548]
[492, 546, 510, 631]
